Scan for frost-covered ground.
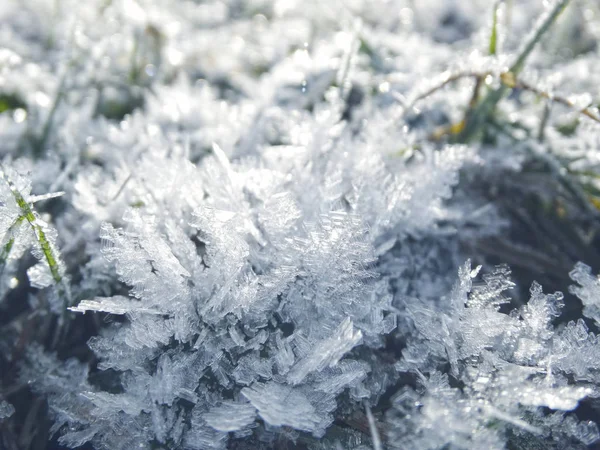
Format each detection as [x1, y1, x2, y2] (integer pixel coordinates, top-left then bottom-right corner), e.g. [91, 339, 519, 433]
[1, 0, 600, 449]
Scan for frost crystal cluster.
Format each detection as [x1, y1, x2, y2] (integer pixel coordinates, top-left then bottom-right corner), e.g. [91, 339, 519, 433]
[1, 0, 600, 449]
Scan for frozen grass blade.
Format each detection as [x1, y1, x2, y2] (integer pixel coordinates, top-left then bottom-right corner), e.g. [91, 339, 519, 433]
[0, 166, 69, 304]
[34, 72, 66, 158]
[509, 0, 569, 76]
[0, 216, 23, 273]
[365, 403, 383, 450]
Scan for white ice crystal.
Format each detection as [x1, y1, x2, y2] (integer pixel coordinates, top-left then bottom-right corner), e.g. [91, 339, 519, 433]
[241, 381, 333, 436]
[203, 401, 257, 432]
[0, 399, 15, 419]
[570, 262, 600, 325]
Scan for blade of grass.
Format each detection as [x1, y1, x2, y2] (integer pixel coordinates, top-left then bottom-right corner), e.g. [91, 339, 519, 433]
[503, 78, 600, 124]
[406, 70, 485, 111]
[509, 0, 569, 76]
[0, 167, 70, 305]
[489, 1, 501, 55]
[34, 72, 66, 158]
[0, 216, 24, 276]
[365, 403, 383, 450]
[538, 100, 552, 142]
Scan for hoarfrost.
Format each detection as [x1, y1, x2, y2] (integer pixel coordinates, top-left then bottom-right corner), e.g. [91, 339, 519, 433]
[1, 0, 599, 448]
[241, 382, 333, 436]
[0, 400, 14, 419]
[203, 401, 257, 432]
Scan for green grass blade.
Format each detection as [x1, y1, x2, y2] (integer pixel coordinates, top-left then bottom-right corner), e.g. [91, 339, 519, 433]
[0, 167, 67, 290]
[489, 1, 500, 55]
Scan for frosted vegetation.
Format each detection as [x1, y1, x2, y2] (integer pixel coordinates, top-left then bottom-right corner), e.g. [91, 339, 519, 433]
[1, 0, 600, 449]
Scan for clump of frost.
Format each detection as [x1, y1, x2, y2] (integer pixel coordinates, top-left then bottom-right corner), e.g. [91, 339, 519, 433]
[390, 261, 600, 449]
[0, 399, 15, 420]
[570, 262, 600, 325]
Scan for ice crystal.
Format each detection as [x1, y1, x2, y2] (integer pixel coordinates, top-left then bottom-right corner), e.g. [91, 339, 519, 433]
[0, 399, 15, 419]
[570, 262, 600, 325]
